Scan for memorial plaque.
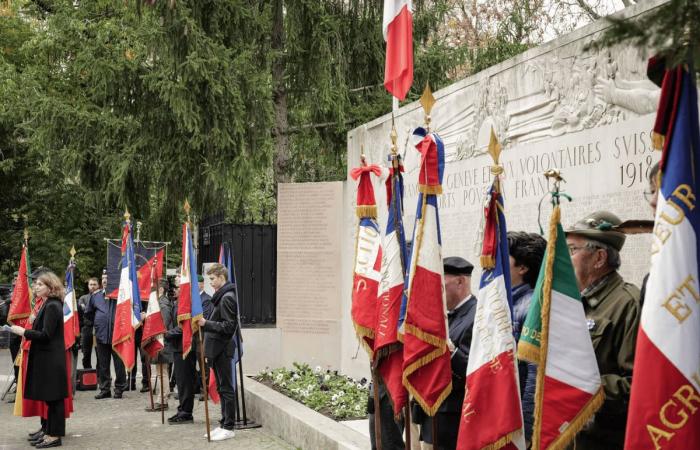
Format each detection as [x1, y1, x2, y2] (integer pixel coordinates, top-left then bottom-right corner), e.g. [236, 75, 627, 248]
[277, 182, 344, 368]
[346, 1, 673, 291]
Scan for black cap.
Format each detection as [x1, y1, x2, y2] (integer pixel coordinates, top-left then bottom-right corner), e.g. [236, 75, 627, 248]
[443, 257, 473, 276]
[28, 266, 49, 279]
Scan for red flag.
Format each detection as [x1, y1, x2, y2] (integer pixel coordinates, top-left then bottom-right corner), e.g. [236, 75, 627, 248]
[383, 0, 413, 100]
[350, 163, 383, 359]
[137, 249, 165, 301]
[142, 258, 167, 359]
[8, 244, 32, 327]
[62, 262, 79, 350]
[208, 368, 220, 404]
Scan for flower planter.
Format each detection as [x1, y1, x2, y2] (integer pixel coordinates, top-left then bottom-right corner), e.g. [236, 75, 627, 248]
[244, 376, 370, 450]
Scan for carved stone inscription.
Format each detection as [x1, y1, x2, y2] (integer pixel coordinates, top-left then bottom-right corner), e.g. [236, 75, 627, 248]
[277, 182, 343, 367]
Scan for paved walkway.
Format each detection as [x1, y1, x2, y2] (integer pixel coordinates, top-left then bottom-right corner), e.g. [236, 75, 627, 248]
[0, 350, 294, 449]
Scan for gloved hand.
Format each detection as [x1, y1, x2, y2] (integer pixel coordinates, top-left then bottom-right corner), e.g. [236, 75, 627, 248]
[10, 325, 25, 336]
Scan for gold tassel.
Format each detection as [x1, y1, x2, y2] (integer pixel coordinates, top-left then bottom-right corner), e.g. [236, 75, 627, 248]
[516, 341, 541, 365]
[419, 184, 443, 195]
[480, 255, 496, 270]
[356, 205, 378, 219]
[651, 131, 665, 151]
[546, 388, 605, 450]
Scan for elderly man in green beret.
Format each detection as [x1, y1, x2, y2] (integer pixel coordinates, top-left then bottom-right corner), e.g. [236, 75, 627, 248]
[565, 211, 641, 449]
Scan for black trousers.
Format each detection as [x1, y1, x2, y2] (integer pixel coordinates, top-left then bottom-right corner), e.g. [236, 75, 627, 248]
[173, 351, 196, 416]
[95, 342, 127, 394]
[80, 326, 93, 369]
[419, 411, 460, 450]
[45, 399, 65, 437]
[129, 327, 148, 388]
[9, 334, 21, 381]
[210, 352, 235, 430]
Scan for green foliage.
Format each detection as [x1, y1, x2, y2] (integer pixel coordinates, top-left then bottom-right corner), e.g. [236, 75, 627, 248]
[257, 363, 369, 420]
[0, 0, 535, 283]
[593, 0, 700, 77]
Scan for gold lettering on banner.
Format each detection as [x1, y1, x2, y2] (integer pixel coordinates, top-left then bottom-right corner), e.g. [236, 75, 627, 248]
[660, 184, 696, 225]
[659, 399, 688, 429]
[646, 384, 700, 450]
[661, 275, 700, 324]
[462, 401, 476, 423]
[651, 222, 673, 256]
[355, 279, 367, 293]
[647, 424, 674, 450]
[673, 384, 700, 413]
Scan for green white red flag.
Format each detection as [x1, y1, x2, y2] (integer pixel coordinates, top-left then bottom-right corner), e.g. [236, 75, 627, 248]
[518, 205, 604, 449]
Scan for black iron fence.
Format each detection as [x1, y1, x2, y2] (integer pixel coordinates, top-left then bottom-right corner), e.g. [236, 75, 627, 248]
[198, 220, 277, 327]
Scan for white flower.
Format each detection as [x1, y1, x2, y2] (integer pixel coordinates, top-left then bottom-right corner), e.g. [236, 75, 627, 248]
[331, 394, 338, 402]
[292, 373, 300, 380]
[356, 383, 363, 389]
[337, 391, 345, 397]
[314, 366, 322, 373]
[323, 374, 330, 381]
[355, 405, 362, 411]
[280, 381, 287, 387]
[275, 373, 283, 382]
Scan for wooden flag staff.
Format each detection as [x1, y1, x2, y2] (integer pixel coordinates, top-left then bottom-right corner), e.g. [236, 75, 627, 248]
[185, 200, 212, 442]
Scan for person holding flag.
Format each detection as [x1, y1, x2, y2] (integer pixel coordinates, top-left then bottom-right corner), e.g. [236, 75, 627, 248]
[112, 210, 143, 386]
[624, 60, 700, 450]
[198, 263, 239, 441]
[9, 270, 70, 448]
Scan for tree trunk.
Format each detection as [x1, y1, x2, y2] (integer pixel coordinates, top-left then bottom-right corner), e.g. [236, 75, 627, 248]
[272, 0, 291, 185]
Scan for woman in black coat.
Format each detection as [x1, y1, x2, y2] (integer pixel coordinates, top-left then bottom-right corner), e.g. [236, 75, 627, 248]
[10, 270, 68, 448]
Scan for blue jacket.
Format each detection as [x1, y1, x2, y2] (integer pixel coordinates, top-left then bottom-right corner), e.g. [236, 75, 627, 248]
[85, 290, 117, 345]
[512, 283, 537, 442]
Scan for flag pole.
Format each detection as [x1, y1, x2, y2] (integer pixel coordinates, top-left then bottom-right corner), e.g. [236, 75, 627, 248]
[159, 363, 165, 424]
[185, 200, 212, 442]
[198, 329, 211, 441]
[390, 114, 412, 450]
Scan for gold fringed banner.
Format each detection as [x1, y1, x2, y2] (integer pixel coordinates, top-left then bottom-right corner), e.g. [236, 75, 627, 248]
[356, 205, 378, 219]
[418, 185, 442, 195]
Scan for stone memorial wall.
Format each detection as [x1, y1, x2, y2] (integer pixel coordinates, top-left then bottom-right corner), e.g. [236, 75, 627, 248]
[341, 0, 670, 379]
[277, 182, 345, 369]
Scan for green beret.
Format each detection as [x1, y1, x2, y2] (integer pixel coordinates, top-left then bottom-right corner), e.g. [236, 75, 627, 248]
[197, 275, 204, 283]
[566, 210, 626, 251]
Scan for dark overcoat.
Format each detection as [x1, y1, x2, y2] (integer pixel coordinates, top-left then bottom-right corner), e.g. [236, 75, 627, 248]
[23, 297, 68, 402]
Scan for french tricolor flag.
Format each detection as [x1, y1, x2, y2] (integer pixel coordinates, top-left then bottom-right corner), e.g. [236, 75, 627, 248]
[63, 262, 79, 351]
[383, 0, 413, 100]
[624, 64, 700, 450]
[112, 218, 142, 371]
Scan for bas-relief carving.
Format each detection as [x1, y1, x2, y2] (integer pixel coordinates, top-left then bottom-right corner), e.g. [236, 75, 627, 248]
[425, 42, 663, 163]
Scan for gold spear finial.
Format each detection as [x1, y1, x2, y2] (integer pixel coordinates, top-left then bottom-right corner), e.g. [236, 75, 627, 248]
[390, 115, 398, 156]
[184, 199, 191, 224]
[488, 127, 504, 176]
[420, 83, 436, 132]
[70, 246, 76, 259]
[23, 227, 29, 242]
[135, 221, 142, 242]
[124, 208, 131, 222]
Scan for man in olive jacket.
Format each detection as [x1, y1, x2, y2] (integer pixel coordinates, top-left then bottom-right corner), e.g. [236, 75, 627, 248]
[566, 211, 641, 449]
[197, 263, 239, 442]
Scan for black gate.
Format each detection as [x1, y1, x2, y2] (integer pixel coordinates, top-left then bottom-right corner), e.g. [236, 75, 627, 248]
[198, 219, 276, 327]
